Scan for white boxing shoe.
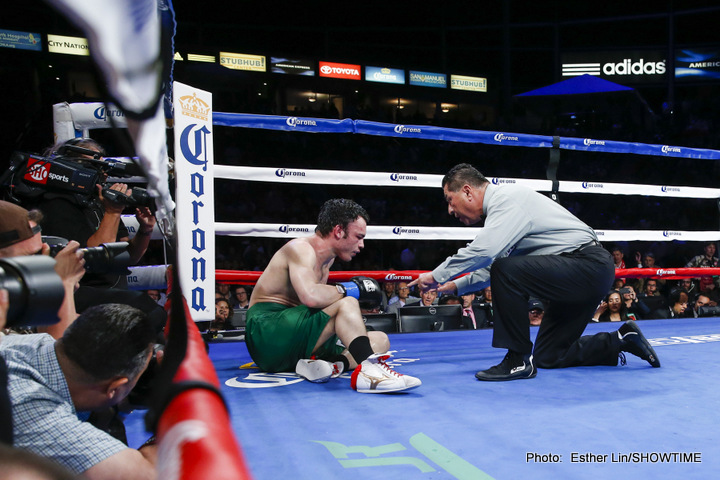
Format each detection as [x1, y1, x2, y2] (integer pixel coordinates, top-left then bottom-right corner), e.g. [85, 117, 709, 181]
[295, 358, 344, 383]
[351, 351, 421, 393]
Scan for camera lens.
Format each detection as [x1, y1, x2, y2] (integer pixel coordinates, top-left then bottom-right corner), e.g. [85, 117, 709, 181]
[0, 256, 64, 328]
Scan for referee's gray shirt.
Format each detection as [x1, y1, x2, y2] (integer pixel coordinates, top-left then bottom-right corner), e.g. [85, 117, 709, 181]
[432, 183, 599, 295]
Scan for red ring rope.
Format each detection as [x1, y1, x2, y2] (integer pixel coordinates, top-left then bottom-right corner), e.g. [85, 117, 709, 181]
[216, 268, 720, 285]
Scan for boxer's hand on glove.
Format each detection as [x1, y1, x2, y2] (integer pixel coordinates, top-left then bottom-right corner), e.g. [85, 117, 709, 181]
[336, 276, 383, 310]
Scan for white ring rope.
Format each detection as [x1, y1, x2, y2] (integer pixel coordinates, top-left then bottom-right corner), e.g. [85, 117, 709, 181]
[214, 165, 720, 199]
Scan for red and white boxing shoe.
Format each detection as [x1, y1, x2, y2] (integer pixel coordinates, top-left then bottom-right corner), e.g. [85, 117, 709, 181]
[351, 351, 422, 393]
[295, 358, 344, 383]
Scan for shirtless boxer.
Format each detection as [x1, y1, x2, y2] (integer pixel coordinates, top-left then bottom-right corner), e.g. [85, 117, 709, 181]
[246, 199, 421, 393]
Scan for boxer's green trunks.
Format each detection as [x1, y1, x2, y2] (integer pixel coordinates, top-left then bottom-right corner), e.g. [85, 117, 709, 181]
[245, 302, 345, 372]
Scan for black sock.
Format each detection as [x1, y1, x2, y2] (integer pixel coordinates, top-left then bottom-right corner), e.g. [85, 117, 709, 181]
[348, 336, 374, 364]
[329, 354, 350, 372]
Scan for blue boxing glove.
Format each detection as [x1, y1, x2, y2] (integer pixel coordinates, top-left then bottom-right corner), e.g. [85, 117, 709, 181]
[336, 276, 383, 310]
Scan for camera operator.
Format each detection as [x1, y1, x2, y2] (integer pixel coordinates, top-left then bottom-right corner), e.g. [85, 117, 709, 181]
[32, 138, 166, 340]
[0, 201, 85, 339]
[0, 303, 157, 479]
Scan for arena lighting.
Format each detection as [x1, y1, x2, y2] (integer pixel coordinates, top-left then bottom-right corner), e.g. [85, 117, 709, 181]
[396, 98, 404, 109]
[308, 92, 317, 102]
[441, 103, 456, 113]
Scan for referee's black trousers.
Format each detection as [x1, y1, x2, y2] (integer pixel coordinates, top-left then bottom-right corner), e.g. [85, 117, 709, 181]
[490, 245, 619, 368]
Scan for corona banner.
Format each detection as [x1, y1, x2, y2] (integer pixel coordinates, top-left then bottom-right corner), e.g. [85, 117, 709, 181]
[173, 82, 216, 321]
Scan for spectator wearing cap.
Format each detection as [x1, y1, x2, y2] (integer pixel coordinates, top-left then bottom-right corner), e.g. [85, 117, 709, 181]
[528, 299, 544, 326]
[0, 201, 85, 340]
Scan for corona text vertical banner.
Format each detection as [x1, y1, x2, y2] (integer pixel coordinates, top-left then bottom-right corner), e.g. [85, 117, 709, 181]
[173, 82, 215, 321]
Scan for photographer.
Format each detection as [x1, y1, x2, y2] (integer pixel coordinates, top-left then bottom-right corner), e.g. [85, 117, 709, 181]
[0, 303, 157, 479]
[1, 288, 11, 445]
[30, 138, 166, 340]
[0, 201, 85, 339]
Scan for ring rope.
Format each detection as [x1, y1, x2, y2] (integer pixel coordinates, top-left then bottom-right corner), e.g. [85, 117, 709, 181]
[214, 267, 720, 285]
[215, 164, 720, 199]
[214, 222, 720, 242]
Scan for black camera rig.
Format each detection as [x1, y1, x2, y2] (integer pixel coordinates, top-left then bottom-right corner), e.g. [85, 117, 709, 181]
[1, 151, 152, 208]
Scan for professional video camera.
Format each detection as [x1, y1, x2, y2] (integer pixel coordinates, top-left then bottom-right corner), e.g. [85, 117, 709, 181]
[42, 236, 131, 275]
[0, 255, 64, 328]
[1, 149, 152, 209]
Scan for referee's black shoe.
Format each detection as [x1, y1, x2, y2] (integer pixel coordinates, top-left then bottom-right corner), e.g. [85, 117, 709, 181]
[618, 320, 661, 368]
[475, 350, 536, 381]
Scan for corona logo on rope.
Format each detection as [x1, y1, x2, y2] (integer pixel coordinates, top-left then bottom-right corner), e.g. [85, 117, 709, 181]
[661, 145, 682, 154]
[278, 225, 310, 234]
[491, 178, 516, 185]
[661, 186, 681, 193]
[390, 173, 418, 182]
[656, 268, 677, 276]
[286, 117, 317, 128]
[385, 273, 412, 281]
[275, 168, 306, 178]
[93, 105, 125, 121]
[393, 226, 420, 235]
[493, 133, 519, 143]
[393, 125, 422, 134]
[582, 182, 604, 189]
[178, 93, 210, 121]
[662, 231, 682, 238]
[583, 138, 606, 146]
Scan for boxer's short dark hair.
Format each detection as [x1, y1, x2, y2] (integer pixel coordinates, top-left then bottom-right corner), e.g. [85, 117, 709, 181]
[316, 199, 369, 236]
[442, 163, 488, 191]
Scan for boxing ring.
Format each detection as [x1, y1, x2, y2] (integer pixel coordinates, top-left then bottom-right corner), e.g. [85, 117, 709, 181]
[57, 102, 720, 479]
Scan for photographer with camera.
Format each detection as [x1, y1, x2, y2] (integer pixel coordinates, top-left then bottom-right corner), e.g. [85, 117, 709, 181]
[0, 201, 85, 339]
[0, 303, 158, 479]
[26, 138, 166, 340]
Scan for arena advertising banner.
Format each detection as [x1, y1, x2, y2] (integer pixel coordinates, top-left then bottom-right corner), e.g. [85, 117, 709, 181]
[47, 33, 89, 56]
[365, 66, 405, 84]
[561, 50, 667, 84]
[675, 48, 720, 81]
[409, 70, 447, 88]
[220, 52, 266, 72]
[0, 29, 41, 51]
[450, 75, 487, 92]
[271, 57, 315, 75]
[173, 82, 215, 321]
[319, 61, 361, 80]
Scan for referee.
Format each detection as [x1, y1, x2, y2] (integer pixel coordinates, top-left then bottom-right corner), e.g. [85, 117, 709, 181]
[411, 163, 660, 381]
